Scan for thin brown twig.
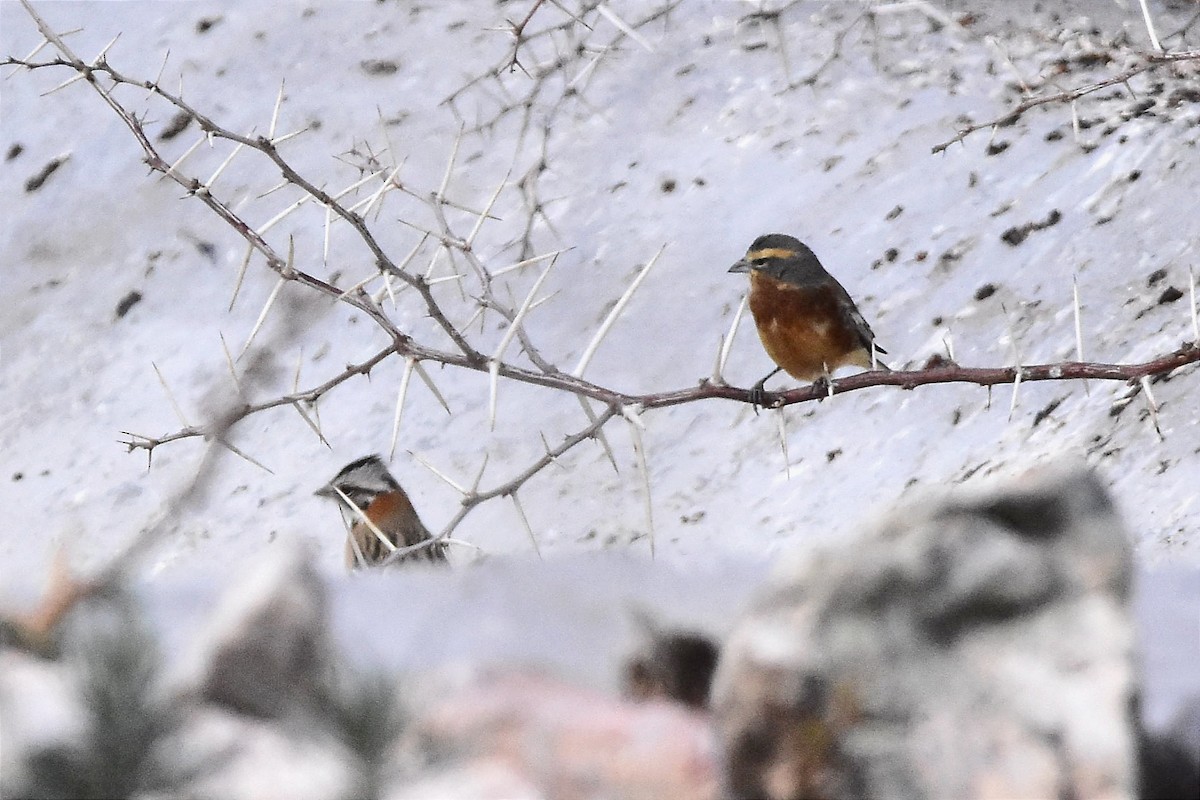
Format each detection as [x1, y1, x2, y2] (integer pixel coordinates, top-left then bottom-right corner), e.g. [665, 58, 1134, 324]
[381, 403, 622, 562]
[123, 340, 1200, 455]
[931, 49, 1200, 153]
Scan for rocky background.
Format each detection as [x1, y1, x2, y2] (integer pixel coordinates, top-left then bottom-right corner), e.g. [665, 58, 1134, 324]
[4, 466, 1199, 798]
[3, 1, 1200, 797]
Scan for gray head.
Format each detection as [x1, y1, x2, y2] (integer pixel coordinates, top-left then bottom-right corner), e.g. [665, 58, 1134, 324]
[728, 233, 826, 284]
[314, 454, 400, 510]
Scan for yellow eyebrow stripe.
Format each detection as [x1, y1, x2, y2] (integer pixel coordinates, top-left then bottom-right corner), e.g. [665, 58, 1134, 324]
[746, 247, 798, 261]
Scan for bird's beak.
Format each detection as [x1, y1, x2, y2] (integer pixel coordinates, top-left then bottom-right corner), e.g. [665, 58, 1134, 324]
[314, 484, 335, 498]
[728, 258, 751, 274]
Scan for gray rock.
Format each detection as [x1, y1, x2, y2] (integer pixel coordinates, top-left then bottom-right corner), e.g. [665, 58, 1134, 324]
[161, 545, 369, 799]
[712, 465, 1137, 800]
[0, 650, 88, 796]
[185, 544, 332, 720]
[152, 705, 363, 800]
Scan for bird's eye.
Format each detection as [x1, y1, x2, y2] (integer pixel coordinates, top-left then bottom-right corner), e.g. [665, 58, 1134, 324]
[751, 257, 768, 266]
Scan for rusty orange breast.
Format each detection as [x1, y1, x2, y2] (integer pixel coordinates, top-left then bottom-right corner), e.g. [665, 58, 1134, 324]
[747, 271, 870, 381]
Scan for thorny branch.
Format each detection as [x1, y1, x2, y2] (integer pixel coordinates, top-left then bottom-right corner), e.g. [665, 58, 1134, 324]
[5, 0, 690, 559]
[6, 2, 1200, 564]
[932, 48, 1200, 153]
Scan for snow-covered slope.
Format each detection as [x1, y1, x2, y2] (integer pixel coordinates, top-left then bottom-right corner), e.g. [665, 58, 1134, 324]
[2, 0, 1198, 591]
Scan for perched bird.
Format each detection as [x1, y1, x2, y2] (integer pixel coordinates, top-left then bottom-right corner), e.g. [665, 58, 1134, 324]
[729, 233, 887, 402]
[315, 455, 447, 569]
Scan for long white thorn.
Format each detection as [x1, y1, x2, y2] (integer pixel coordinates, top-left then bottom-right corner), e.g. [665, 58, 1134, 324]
[1139, 376, 1164, 440]
[336, 271, 382, 299]
[19, 4, 83, 62]
[291, 401, 329, 448]
[1002, 303, 1023, 420]
[332, 485, 395, 553]
[256, 179, 289, 200]
[413, 361, 451, 414]
[376, 106, 397, 169]
[389, 358, 416, 460]
[323, 204, 333, 265]
[7, 37, 50, 78]
[1189, 265, 1198, 342]
[1073, 274, 1090, 396]
[488, 360, 501, 431]
[596, 3, 655, 52]
[270, 126, 308, 146]
[578, 396, 618, 472]
[150, 47, 171, 94]
[469, 452, 490, 493]
[41, 70, 86, 96]
[218, 332, 242, 394]
[511, 492, 543, 559]
[489, 254, 561, 424]
[335, 169, 386, 200]
[391, 233, 430, 278]
[256, 194, 312, 236]
[92, 33, 121, 64]
[489, 253, 559, 367]
[216, 438, 274, 474]
[291, 345, 303, 391]
[268, 79, 285, 138]
[358, 162, 403, 220]
[1008, 367, 1024, 422]
[238, 277, 285, 360]
[228, 244, 254, 311]
[465, 170, 510, 247]
[160, 135, 205, 182]
[491, 247, 572, 279]
[378, 273, 399, 308]
[1072, 275, 1085, 361]
[437, 123, 465, 200]
[776, 408, 791, 480]
[572, 245, 665, 378]
[410, 451, 467, 495]
[568, 50, 606, 90]
[1136, 0, 1164, 51]
[623, 405, 655, 559]
[205, 141, 246, 188]
[715, 294, 749, 384]
[152, 362, 190, 427]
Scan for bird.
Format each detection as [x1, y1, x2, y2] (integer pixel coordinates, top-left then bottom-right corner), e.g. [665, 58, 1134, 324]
[729, 233, 887, 404]
[314, 455, 447, 569]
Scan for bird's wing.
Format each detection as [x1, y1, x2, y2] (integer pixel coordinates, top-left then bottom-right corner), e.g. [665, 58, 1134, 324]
[834, 286, 887, 356]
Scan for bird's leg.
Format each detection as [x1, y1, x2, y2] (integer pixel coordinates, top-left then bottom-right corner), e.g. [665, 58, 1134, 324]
[749, 367, 782, 411]
[811, 364, 834, 400]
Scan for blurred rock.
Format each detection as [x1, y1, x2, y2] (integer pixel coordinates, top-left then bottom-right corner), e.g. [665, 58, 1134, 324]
[1138, 696, 1200, 800]
[391, 671, 720, 800]
[156, 705, 363, 800]
[163, 546, 367, 799]
[187, 544, 332, 719]
[0, 650, 88, 796]
[712, 466, 1137, 800]
[622, 615, 719, 709]
[385, 757, 541, 800]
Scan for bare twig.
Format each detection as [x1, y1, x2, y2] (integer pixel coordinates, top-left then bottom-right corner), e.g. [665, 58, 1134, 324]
[931, 49, 1200, 153]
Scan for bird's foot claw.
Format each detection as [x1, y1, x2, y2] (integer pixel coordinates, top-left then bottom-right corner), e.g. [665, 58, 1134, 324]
[749, 381, 770, 413]
[812, 376, 834, 400]
[748, 383, 785, 412]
